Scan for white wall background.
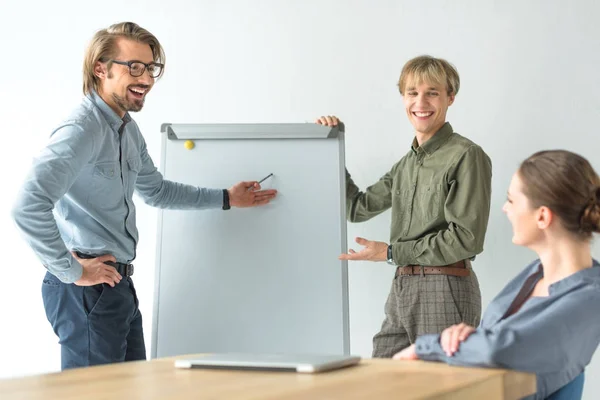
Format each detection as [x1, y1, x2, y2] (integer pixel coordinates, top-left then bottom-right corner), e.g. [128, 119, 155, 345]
[1, 0, 598, 398]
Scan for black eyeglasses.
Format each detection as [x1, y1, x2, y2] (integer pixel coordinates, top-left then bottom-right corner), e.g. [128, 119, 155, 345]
[109, 60, 164, 78]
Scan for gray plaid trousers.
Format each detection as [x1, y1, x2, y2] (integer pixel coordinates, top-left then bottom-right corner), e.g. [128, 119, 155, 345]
[372, 266, 482, 358]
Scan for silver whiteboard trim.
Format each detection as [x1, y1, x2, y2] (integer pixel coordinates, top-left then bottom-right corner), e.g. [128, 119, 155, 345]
[151, 128, 170, 359]
[337, 130, 350, 355]
[161, 123, 344, 140]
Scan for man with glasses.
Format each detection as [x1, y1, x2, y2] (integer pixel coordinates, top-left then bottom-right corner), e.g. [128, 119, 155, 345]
[11, 22, 277, 369]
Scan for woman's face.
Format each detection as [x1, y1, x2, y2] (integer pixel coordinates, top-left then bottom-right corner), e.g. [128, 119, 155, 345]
[502, 172, 544, 247]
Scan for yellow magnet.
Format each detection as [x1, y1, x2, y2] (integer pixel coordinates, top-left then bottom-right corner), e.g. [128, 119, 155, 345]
[184, 140, 195, 150]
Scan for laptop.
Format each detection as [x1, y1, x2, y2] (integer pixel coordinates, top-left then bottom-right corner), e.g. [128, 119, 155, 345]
[174, 353, 361, 373]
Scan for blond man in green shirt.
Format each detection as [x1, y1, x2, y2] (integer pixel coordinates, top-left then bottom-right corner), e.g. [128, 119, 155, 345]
[317, 55, 492, 358]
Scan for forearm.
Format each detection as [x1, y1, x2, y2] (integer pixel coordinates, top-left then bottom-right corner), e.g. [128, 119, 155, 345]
[346, 169, 392, 222]
[138, 179, 223, 210]
[415, 317, 577, 374]
[136, 142, 224, 209]
[415, 333, 501, 368]
[12, 191, 82, 283]
[391, 222, 484, 266]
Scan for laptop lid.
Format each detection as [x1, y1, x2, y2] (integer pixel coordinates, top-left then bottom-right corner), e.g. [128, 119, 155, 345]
[174, 353, 361, 373]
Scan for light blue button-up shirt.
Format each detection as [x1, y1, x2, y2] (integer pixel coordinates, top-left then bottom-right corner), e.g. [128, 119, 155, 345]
[12, 91, 223, 283]
[415, 259, 600, 399]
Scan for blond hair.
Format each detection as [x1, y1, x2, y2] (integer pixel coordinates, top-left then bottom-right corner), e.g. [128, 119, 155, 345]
[397, 55, 459, 96]
[82, 22, 165, 95]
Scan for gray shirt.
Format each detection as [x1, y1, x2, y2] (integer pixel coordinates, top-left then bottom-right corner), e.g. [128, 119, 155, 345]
[12, 92, 223, 283]
[415, 259, 600, 399]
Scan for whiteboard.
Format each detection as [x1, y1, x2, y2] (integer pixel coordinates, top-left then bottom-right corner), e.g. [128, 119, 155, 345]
[151, 123, 349, 358]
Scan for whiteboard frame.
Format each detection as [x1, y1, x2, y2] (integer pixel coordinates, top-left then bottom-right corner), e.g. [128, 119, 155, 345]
[151, 123, 349, 358]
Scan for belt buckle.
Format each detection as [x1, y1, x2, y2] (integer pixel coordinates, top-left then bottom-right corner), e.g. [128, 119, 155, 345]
[125, 263, 134, 277]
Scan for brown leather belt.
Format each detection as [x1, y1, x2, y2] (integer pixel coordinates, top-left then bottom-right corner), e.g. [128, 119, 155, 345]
[396, 260, 469, 277]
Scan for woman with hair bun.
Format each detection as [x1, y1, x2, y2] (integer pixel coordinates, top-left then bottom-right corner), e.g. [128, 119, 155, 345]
[393, 150, 600, 400]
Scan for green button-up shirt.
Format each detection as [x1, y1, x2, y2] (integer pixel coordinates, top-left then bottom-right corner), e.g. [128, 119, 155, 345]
[346, 122, 492, 267]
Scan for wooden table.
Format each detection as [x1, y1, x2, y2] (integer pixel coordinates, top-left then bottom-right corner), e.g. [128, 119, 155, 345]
[0, 356, 536, 399]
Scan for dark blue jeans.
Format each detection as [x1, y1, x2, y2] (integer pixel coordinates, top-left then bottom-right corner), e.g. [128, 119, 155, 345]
[41, 271, 146, 370]
[546, 371, 585, 400]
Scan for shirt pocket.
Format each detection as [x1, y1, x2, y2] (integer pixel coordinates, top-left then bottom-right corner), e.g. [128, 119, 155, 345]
[93, 161, 118, 179]
[415, 184, 443, 221]
[88, 161, 122, 210]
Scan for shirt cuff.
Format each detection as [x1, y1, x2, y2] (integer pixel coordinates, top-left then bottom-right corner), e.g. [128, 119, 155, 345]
[415, 334, 445, 362]
[391, 242, 414, 265]
[204, 188, 225, 209]
[47, 256, 83, 284]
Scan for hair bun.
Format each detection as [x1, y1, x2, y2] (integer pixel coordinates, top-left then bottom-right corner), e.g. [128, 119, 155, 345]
[579, 186, 600, 233]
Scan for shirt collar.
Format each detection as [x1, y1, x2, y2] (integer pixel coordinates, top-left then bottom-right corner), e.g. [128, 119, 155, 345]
[87, 90, 131, 133]
[410, 122, 454, 155]
[548, 259, 600, 294]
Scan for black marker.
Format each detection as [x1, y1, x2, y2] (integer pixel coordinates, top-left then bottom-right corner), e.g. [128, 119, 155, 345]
[257, 173, 273, 185]
[248, 173, 273, 191]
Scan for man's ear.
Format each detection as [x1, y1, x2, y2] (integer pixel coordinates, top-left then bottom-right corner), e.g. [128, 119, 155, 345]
[94, 61, 107, 80]
[448, 92, 455, 106]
